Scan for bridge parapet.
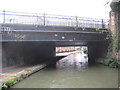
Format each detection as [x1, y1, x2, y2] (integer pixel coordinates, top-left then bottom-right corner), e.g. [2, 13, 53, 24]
[0, 10, 109, 29]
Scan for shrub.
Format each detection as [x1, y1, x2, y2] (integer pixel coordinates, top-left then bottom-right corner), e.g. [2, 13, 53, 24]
[4, 79, 16, 87]
[104, 56, 119, 68]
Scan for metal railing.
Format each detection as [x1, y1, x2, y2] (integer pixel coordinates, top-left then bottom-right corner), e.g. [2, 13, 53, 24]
[0, 10, 109, 29]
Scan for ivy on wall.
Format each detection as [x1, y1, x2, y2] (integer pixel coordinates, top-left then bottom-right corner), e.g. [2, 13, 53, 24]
[110, 1, 120, 12]
[103, 1, 120, 68]
[110, 1, 120, 53]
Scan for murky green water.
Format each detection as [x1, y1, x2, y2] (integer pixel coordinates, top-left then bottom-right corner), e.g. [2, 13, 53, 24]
[12, 53, 118, 88]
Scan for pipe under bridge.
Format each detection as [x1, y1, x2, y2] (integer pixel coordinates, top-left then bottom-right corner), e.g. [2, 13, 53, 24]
[0, 11, 110, 70]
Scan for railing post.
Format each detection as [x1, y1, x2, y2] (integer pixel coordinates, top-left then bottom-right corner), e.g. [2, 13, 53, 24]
[3, 10, 5, 30]
[102, 19, 105, 28]
[43, 13, 45, 26]
[76, 16, 78, 28]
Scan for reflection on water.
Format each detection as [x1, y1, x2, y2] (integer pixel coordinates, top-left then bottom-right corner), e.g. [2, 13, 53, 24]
[56, 52, 88, 70]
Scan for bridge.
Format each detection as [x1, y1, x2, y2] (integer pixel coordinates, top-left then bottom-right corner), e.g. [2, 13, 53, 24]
[0, 11, 110, 70]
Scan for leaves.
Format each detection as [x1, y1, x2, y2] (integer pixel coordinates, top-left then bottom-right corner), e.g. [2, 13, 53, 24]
[104, 56, 119, 68]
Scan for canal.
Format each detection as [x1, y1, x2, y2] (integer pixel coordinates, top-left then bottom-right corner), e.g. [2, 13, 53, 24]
[11, 52, 118, 88]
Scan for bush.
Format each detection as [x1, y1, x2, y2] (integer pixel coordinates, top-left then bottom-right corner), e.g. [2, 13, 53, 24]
[4, 79, 16, 87]
[104, 56, 119, 68]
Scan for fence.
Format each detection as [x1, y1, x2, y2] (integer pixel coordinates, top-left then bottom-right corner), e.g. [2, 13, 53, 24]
[0, 10, 109, 29]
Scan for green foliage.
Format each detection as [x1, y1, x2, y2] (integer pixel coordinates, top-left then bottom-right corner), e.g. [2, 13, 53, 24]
[111, 33, 119, 53]
[104, 56, 119, 68]
[4, 79, 16, 87]
[0, 83, 2, 90]
[95, 28, 109, 33]
[101, 29, 109, 33]
[20, 73, 26, 78]
[10, 76, 17, 78]
[96, 28, 100, 31]
[24, 69, 31, 72]
[110, 1, 120, 12]
[72, 20, 80, 30]
[105, 33, 111, 40]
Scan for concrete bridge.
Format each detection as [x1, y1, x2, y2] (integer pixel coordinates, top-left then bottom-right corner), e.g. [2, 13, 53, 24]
[0, 11, 110, 70]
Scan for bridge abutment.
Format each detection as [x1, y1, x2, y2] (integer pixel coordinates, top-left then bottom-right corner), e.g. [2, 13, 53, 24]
[88, 41, 109, 63]
[0, 42, 2, 73]
[2, 42, 55, 71]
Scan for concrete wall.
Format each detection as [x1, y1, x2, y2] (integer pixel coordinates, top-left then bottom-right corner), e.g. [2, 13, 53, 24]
[2, 42, 55, 68]
[88, 41, 109, 63]
[0, 42, 2, 73]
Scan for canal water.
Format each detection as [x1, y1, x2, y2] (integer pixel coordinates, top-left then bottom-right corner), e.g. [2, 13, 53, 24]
[12, 52, 118, 88]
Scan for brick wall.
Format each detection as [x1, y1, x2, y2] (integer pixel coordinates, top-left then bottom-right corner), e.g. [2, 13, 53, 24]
[56, 47, 76, 52]
[109, 11, 119, 34]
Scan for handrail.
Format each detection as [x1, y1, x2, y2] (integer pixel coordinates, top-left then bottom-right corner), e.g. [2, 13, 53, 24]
[0, 10, 109, 29]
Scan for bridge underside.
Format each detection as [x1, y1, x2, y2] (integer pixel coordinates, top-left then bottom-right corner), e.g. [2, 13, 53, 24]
[1, 40, 109, 71]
